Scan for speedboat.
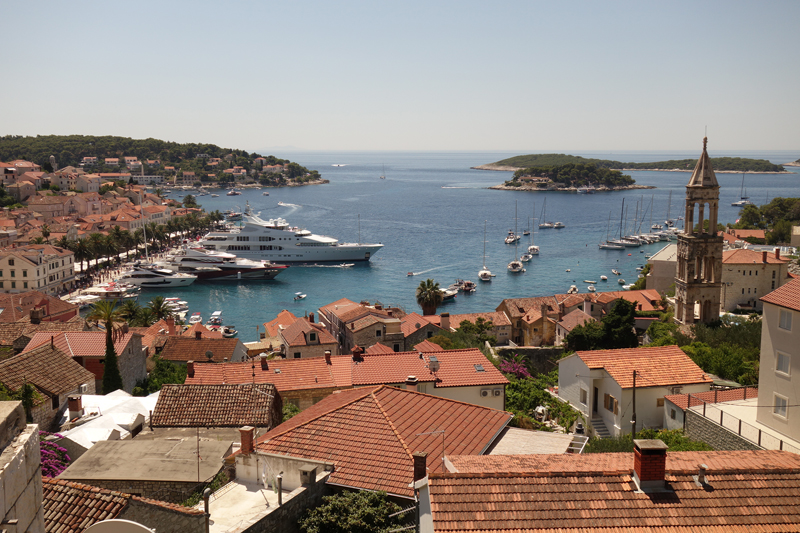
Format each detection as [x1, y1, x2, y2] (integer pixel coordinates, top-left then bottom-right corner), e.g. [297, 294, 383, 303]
[618, 279, 626, 284]
[117, 264, 197, 288]
[553, 222, 565, 229]
[587, 285, 596, 292]
[294, 292, 306, 300]
[262, 191, 270, 196]
[207, 311, 223, 327]
[612, 269, 621, 275]
[221, 325, 238, 338]
[226, 189, 241, 196]
[567, 285, 578, 294]
[82, 283, 139, 303]
[584, 280, 597, 284]
[189, 312, 202, 325]
[211, 194, 219, 197]
[600, 275, 608, 281]
[504, 230, 520, 244]
[520, 252, 533, 262]
[65, 294, 101, 309]
[199, 202, 383, 263]
[439, 287, 458, 300]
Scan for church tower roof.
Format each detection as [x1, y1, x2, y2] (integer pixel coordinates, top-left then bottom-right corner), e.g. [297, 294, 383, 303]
[687, 136, 719, 188]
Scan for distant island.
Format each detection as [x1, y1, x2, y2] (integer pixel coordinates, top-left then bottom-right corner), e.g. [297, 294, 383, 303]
[0, 134, 327, 187]
[785, 158, 800, 167]
[474, 153, 789, 173]
[489, 162, 653, 192]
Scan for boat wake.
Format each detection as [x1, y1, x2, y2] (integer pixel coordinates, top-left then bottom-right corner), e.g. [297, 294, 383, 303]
[277, 201, 301, 208]
[407, 263, 460, 276]
[298, 263, 355, 268]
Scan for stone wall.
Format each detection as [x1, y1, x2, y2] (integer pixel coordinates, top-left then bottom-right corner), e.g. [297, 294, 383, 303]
[685, 410, 762, 451]
[64, 478, 205, 504]
[118, 496, 205, 533]
[119, 335, 147, 394]
[239, 472, 332, 533]
[283, 386, 347, 411]
[496, 346, 564, 375]
[0, 403, 45, 533]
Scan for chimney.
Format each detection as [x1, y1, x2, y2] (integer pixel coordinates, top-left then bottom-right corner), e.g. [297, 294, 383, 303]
[195, 331, 202, 340]
[351, 345, 363, 359]
[762, 251, 767, 263]
[308, 312, 314, 323]
[260, 354, 268, 370]
[406, 376, 418, 392]
[775, 248, 781, 261]
[633, 439, 668, 490]
[68, 395, 83, 420]
[324, 350, 331, 365]
[30, 307, 43, 325]
[413, 451, 428, 482]
[187, 360, 195, 378]
[121, 323, 129, 334]
[441, 312, 450, 331]
[387, 310, 393, 317]
[239, 426, 255, 454]
[696, 463, 708, 486]
[166, 317, 175, 336]
[583, 299, 591, 315]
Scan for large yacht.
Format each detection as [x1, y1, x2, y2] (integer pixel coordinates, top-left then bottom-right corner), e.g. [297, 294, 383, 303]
[117, 264, 197, 288]
[161, 246, 288, 280]
[198, 203, 383, 263]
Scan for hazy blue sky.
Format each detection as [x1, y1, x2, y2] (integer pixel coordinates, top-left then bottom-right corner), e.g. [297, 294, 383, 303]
[2, 1, 798, 152]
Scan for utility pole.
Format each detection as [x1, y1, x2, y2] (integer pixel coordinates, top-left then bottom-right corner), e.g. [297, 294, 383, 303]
[631, 370, 637, 437]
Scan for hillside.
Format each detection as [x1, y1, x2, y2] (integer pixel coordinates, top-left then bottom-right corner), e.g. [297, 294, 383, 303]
[505, 163, 635, 189]
[480, 153, 785, 173]
[0, 134, 323, 185]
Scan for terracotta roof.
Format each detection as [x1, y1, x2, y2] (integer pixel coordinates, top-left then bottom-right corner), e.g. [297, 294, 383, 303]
[151, 383, 278, 428]
[263, 310, 298, 337]
[556, 308, 596, 332]
[0, 343, 94, 396]
[256, 385, 512, 498]
[723, 248, 787, 265]
[280, 318, 337, 346]
[188, 356, 351, 390]
[761, 277, 800, 312]
[0, 291, 79, 321]
[159, 336, 242, 363]
[666, 386, 758, 410]
[365, 343, 395, 354]
[448, 311, 511, 328]
[181, 322, 222, 339]
[414, 339, 443, 352]
[0, 320, 87, 345]
[432, 450, 800, 532]
[23, 331, 135, 358]
[400, 312, 437, 336]
[574, 345, 712, 389]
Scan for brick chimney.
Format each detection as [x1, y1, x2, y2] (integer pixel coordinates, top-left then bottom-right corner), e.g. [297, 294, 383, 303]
[260, 354, 268, 370]
[775, 248, 781, 261]
[324, 350, 331, 365]
[351, 345, 363, 360]
[166, 317, 175, 336]
[195, 331, 202, 340]
[406, 376, 418, 392]
[30, 307, 44, 325]
[762, 251, 768, 263]
[68, 395, 83, 420]
[413, 451, 428, 482]
[308, 312, 314, 323]
[187, 361, 195, 378]
[239, 426, 255, 454]
[441, 312, 450, 330]
[633, 439, 668, 490]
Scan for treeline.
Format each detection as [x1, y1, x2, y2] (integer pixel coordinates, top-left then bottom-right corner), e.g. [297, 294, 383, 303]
[509, 163, 635, 188]
[493, 153, 784, 172]
[733, 197, 800, 244]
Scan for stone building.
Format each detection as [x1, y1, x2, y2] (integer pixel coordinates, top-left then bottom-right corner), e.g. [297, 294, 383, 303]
[0, 402, 45, 532]
[721, 249, 790, 312]
[675, 137, 724, 324]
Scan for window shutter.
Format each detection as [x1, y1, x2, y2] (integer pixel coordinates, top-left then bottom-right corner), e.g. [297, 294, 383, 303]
[604, 394, 610, 410]
[613, 398, 619, 415]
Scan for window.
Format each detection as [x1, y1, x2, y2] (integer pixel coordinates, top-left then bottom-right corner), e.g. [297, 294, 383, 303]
[580, 389, 588, 405]
[10, 271, 14, 277]
[773, 271, 776, 279]
[23, 282, 27, 289]
[10, 282, 14, 289]
[8, 259, 13, 266]
[293, 352, 301, 359]
[375, 329, 382, 337]
[309, 333, 316, 342]
[657, 398, 665, 407]
[604, 394, 619, 415]
[777, 352, 791, 375]
[670, 409, 677, 420]
[51, 394, 59, 410]
[774, 394, 788, 418]
[22, 270, 27, 277]
[779, 310, 792, 331]
[393, 343, 400, 352]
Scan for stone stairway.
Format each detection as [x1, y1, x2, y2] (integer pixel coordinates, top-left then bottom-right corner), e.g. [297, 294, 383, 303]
[591, 416, 612, 438]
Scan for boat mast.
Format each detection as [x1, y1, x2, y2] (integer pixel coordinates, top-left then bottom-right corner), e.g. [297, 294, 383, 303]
[483, 220, 487, 270]
[619, 198, 625, 240]
[358, 214, 361, 245]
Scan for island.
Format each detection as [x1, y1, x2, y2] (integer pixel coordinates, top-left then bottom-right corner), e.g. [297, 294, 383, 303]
[0, 134, 327, 187]
[490, 162, 653, 192]
[785, 158, 800, 167]
[475, 153, 788, 173]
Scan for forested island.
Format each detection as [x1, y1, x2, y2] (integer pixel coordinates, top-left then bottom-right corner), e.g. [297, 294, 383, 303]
[492, 162, 647, 192]
[0, 135, 324, 186]
[475, 153, 787, 173]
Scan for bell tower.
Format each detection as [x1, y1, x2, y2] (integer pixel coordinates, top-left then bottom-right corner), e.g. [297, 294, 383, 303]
[674, 137, 723, 325]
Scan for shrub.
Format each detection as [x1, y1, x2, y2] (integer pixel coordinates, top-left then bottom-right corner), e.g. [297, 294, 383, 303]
[40, 431, 70, 477]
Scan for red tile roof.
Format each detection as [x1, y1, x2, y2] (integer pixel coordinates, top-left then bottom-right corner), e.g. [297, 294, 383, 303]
[0, 343, 94, 397]
[761, 277, 800, 312]
[0, 290, 78, 323]
[400, 312, 437, 336]
[723, 248, 787, 265]
[448, 311, 511, 328]
[556, 308, 596, 332]
[256, 385, 512, 498]
[280, 318, 337, 346]
[263, 310, 298, 337]
[575, 345, 712, 389]
[159, 336, 242, 363]
[665, 386, 758, 410]
[181, 322, 223, 339]
[432, 450, 800, 532]
[365, 342, 395, 354]
[23, 331, 135, 358]
[152, 383, 279, 428]
[413, 339, 443, 352]
[188, 356, 351, 391]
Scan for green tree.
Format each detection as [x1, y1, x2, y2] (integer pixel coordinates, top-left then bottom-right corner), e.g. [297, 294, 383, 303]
[183, 194, 199, 208]
[146, 295, 174, 322]
[41, 224, 50, 243]
[132, 356, 187, 395]
[564, 299, 638, 351]
[299, 490, 405, 533]
[282, 403, 301, 422]
[86, 300, 124, 393]
[415, 278, 442, 316]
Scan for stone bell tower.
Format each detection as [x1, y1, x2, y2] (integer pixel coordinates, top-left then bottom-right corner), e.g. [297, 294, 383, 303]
[674, 137, 723, 325]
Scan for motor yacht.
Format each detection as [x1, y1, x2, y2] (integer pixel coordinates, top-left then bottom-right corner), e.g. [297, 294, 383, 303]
[164, 246, 288, 280]
[117, 264, 197, 288]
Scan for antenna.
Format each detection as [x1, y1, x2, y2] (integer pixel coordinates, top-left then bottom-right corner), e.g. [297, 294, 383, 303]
[416, 429, 447, 472]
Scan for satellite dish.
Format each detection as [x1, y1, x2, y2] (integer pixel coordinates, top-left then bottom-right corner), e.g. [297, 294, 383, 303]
[206, 350, 214, 360]
[84, 519, 155, 533]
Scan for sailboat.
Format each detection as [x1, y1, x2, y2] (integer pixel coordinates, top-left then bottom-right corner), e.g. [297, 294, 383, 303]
[380, 164, 386, 179]
[508, 203, 525, 273]
[732, 174, 753, 207]
[599, 209, 624, 249]
[538, 198, 553, 229]
[479, 221, 492, 281]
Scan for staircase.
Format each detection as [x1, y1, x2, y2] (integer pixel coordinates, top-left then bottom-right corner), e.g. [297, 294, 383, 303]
[591, 416, 612, 438]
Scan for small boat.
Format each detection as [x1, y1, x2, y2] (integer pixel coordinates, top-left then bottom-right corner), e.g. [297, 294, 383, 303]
[507, 260, 524, 273]
[567, 285, 578, 294]
[520, 252, 533, 262]
[600, 275, 608, 281]
[262, 191, 270, 196]
[189, 312, 202, 325]
[407, 272, 415, 276]
[553, 222, 565, 229]
[504, 230, 520, 244]
[294, 292, 306, 301]
[211, 194, 219, 197]
[732, 174, 754, 207]
[226, 189, 241, 196]
[612, 269, 621, 275]
[221, 325, 238, 338]
[479, 221, 493, 282]
[587, 285, 596, 292]
[584, 280, 597, 284]
[565, 269, 571, 272]
[618, 279, 626, 285]
[440, 287, 458, 300]
[207, 311, 223, 327]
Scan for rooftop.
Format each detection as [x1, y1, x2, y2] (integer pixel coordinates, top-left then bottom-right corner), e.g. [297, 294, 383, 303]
[159, 336, 242, 363]
[0, 343, 94, 398]
[761, 277, 800, 312]
[152, 383, 278, 428]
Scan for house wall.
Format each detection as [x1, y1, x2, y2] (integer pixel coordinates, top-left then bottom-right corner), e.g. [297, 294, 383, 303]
[721, 261, 788, 312]
[404, 324, 441, 350]
[118, 336, 146, 393]
[663, 398, 685, 431]
[685, 410, 762, 451]
[281, 386, 345, 411]
[430, 385, 505, 411]
[756, 301, 798, 441]
[117, 497, 205, 533]
[647, 257, 677, 294]
[0, 406, 45, 533]
[283, 341, 336, 359]
[236, 452, 331, 492]
[350, 325, 403, 353]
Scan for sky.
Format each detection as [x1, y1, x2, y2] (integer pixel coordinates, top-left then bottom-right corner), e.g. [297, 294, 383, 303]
[1, 0, 799, 153]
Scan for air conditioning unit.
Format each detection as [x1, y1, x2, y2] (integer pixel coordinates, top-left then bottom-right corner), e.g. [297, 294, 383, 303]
[493, 389, 502, 397]
[79, 384, 88, 393]
[480, 389, 490, 397]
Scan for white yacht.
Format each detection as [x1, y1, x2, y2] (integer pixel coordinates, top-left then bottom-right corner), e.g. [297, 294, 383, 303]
[199, 203, 383, 263]
[163, 246, 288, 280]
[117, 264, 197, 288]
[479, 221, 492, 282]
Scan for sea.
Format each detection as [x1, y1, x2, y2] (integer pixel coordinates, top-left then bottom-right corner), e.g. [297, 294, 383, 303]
[150, 150, 800, 343]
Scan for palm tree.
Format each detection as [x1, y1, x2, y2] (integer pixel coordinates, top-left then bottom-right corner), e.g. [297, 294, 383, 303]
[86, 300, 125, 393]
[118, 299, 143, 326]
[88, 233, 104, 268]
[146, 295, 174, 322]
[132, 229, 144, 259]
[54, 236, 71, 249]
[30, 237, 45, 244]
[416, 278, 443, 316]
[41, 224, 51, 243]
[102, 234, 119, 265]
[73, 238, 91, 272]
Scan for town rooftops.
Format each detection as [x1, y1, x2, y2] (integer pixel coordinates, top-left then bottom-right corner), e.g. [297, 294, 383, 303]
[665, 386, 758, 410]
[280, 318, 336, 346]
[723, 248, 787, 264]
[0, 343, 94, 398]
[760, 277, 800, 312]
[263, 309, 298, 337]
[151, 383, 279, 428]
[23, 331, 136, 358]
[573, 345, 712, 389]
[447, 311, 512, 328]
[429, 449, 800, 532]
[0, 290, 78, 322]
[159, 336, 242, 363]
[556, 308, 596, 332]
[255, 385, 512, 498]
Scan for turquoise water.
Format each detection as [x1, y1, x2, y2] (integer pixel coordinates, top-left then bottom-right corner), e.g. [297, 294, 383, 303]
[146, 150, 800, 342]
